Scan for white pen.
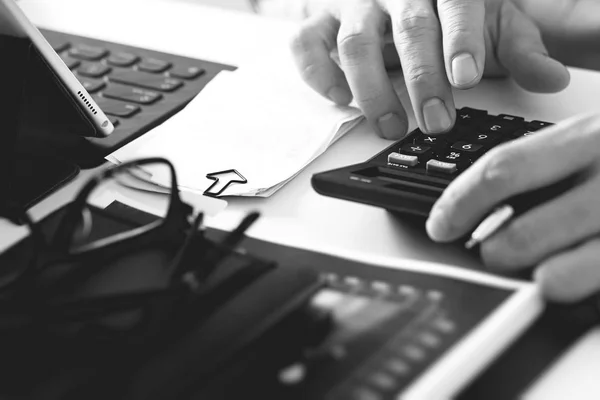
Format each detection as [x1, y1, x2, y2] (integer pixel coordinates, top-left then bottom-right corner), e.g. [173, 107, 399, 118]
[465, 204, 515, 249]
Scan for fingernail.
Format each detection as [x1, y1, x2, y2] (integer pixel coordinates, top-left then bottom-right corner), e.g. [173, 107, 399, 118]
[377, 113, 407, 139]
[426, 207, 449, 242]
[451, 53, 479, 86]
[422, 98, 452, 133]
[328, 86, 352, 105]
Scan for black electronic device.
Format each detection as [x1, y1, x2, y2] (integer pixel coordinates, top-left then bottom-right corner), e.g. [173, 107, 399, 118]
[0, 200, 541, 400]
[311, 108, 552, 216]
[1, 26, 233, 212]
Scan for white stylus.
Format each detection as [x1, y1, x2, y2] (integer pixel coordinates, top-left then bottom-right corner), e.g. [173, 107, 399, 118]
[465, 205, 515, 249]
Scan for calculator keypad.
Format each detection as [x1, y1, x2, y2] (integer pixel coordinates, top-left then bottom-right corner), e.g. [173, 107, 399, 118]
[379, 107, 553, 177]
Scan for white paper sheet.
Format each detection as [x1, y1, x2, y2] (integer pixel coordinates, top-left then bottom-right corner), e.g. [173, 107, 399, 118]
[109, 59, 364, 197]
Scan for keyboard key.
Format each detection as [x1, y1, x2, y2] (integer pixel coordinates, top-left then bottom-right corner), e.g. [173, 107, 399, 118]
[426, 159, 458, 175]
[103, 84, 163, 105]
[169, 65, 205, 80]
[388, 152, 418, 167]
[138, 58, 172, 73]
[527, 120, 553, 131]
[109, 70, 183, 92]
[107, 52, 140, 67]
[60, 55, 80, 70]
[69, 44, 109, 61]
[456, 107, 487, 125]
[80, 79, 106, 93]
[77, 62, 112, 78]
[49, 39, 70, 53]
[94, 97, 141, 118]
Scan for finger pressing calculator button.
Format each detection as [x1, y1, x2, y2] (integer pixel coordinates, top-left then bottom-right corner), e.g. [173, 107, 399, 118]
[388, 152, 418, 167]
[426, 159, 458, 175]
[400, 143, 433, 161]
[527, 120, 553, 131]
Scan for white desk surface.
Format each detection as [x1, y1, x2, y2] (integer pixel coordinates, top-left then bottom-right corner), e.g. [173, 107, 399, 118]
[7, 0, 600, 397]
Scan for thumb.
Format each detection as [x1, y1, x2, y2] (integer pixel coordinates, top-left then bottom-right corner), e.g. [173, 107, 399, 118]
[497, 1, 570, 93]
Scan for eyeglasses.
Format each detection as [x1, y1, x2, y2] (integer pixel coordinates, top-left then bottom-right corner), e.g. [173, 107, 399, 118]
[0, 157, 263, 343]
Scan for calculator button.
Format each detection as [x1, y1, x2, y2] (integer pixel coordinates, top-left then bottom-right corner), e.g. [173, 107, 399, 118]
[497, 114, 525, 123]
[479, 120, 520, 136]
[426, 159, 458, 175]
[527, 120, 553, 131]
[512, 129, 536, 139]
[107, 52, 140, 67]
[413, 133, 448, 151]
[464, 132, 502, 147]
[451, 141, 484, 156]
[388, 152, 418, 167]
[436, 151, 470, 170]
[457, 107, 487, 125]
[400, 143, 433, 161]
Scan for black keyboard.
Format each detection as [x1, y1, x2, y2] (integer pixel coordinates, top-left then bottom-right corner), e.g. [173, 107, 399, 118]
[40, 29, 235, 168]
[2, 30, 235, 212]
[311, 108, 553, 216]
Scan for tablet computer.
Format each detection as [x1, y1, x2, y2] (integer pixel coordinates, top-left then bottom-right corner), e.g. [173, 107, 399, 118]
[0, 0, 114, 137]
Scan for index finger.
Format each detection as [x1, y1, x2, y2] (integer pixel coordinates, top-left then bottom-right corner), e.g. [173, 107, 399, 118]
[425, 114, 600, 242]
[437, 0, 485, 88]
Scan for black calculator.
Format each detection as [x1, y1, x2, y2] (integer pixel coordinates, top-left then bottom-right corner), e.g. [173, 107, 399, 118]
[311, 108, 553, 217]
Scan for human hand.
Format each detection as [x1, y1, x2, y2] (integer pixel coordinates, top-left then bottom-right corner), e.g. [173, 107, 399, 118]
[515, 0, 600, 70]
[425, 113, 600, 302]
[290, 0, 569, 140]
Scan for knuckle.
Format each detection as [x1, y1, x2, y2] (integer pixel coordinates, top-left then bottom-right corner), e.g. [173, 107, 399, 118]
[337, 30, 377, 65]
[290, 25, 317, 55]
[479, 147, 522, 194]
[502, 220, 539, 259]
[480, 221, 536, 268]
[403, 63, 437, 84]
[393, 9, 438, 40]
